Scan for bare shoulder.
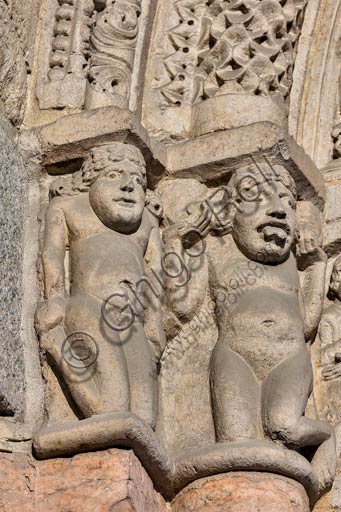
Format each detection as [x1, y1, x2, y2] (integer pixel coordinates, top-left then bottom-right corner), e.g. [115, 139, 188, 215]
[47, 194, 85, 217]
[140, 208, 158, 237]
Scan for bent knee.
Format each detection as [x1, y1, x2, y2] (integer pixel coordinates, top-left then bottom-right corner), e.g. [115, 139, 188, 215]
[264, 413, 297, 443]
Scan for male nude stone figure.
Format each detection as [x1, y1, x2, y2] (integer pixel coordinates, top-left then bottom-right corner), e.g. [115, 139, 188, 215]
[35, 143, 165, 427]
[164, 162, 334, 485]
[317, 255, 341, 424]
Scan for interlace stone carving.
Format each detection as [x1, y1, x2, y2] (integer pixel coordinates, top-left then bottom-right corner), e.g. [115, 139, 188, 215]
[86, 0, 142, 109]
[160, 0, 307, 108]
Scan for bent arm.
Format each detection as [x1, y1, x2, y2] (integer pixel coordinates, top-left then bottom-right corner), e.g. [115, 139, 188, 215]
[296, 201, 327, 341]
[42, 198, 68, 299]
[143, 225, 166, 361]
[299, 250, 327, 341]
[163, 223, 209, 323]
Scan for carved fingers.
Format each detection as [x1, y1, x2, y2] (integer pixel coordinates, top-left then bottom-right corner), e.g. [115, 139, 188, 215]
[296, 201, 325, 264]
[322, 362, 341, 381]
[296, 226, 326, 265]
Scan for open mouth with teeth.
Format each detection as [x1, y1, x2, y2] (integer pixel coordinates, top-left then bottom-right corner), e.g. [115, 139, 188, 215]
[257, 221, 290, 248]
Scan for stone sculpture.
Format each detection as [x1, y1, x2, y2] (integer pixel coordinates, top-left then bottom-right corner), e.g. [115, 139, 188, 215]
[37, 0, 94, 109]
[3, 0, 341, 508]
[318, 255, 341, 424]
[86, 0, 142, 109]
[164, 161, 335, 491]
[35, 142, 165, 426]
[160, 0, 307, 108]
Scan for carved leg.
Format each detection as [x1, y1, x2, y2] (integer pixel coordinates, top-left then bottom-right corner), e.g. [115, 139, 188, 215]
[262, 348, 332, 449]
[210, 342, 261, 442]
[122, 322, 158, 429]
[63, 293, 130, 417]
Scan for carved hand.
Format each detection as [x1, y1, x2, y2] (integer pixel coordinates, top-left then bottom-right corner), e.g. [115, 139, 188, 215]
[322, 362, 341, 381]
[163, 202, 212, 252]
[35, 296, 65, 336]
[296, 225, 326, 266]
[296, 201, 326, 266]
[321, 343, 337, 367]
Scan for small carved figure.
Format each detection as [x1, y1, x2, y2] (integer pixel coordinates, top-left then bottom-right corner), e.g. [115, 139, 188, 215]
[318, 255, 341, 423]
[164, 162, 334, 486]
[35, 143, 165, 427]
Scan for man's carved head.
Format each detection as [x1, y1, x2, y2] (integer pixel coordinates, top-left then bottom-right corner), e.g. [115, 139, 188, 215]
[225, 162, 297, 263]
[329, 255, 341, 300]
[85, 143, 147, 233]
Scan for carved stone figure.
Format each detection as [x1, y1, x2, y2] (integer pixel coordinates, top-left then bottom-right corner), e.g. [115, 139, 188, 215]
[86, 0, 142, 109]
[164, 162, 335, 490]
[318, 255, 341, 424]
[35, 143, 165, 426]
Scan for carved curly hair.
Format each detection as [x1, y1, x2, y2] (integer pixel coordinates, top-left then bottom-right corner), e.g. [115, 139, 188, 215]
[79, 143, 146, 190]
[49, 143, 164, 221]
[50, 143, 147, 197]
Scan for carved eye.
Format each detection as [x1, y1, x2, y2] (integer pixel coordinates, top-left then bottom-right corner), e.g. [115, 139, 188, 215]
[135, 175, 144, 185]
[107, 170, 119, 178]
[279, 193, 295, 208]
[237, 175, 260, 202]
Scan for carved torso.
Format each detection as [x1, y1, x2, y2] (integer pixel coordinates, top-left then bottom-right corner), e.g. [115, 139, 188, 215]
[54, 193, 153, 302]
[208, 237, 305, 380]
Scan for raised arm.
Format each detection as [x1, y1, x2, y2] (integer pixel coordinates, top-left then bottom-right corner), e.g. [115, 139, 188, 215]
[35, 198, 68, 335]
[296, 201, 327, 341]
[143, 224, 167, 361]
[162, 221, 209, 324]
[42, 198, 68, 298]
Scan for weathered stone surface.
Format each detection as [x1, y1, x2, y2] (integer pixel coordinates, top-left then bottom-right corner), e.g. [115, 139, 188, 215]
[0, 449, 168, 512]
[0, 0, 38, 125]
[321, 161, 341, 255]
[35, 449, 168, 512]
[0, 452, 36, 512]
[171, 472, 310, 512]
[289, 0, 341, 169]
[3, 0, 341, 510]
[0, 116, 27, 417]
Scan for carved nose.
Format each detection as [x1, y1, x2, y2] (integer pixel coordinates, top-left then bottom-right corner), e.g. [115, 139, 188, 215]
[120, 173, 134, 192]
[267, 194, 286, 219]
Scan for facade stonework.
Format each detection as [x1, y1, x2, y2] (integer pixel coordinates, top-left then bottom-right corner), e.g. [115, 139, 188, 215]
[1, 0, 341, 511]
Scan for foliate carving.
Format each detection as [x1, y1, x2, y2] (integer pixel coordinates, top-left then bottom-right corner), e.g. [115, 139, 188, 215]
[38, 0, 94, 109]
[160, 0, 307, 108]
[85, 0, 142, 109]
